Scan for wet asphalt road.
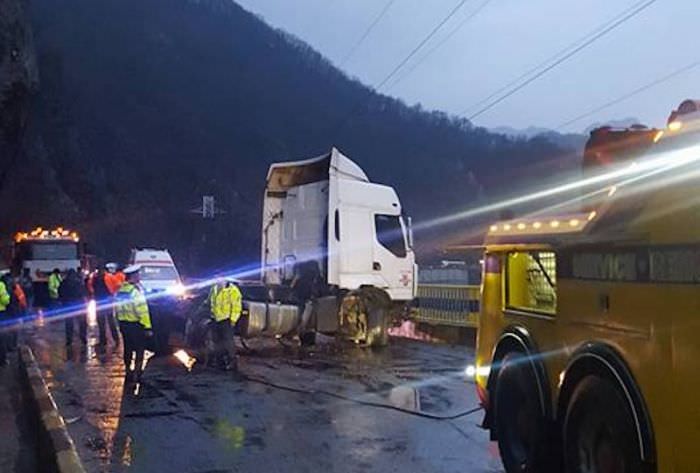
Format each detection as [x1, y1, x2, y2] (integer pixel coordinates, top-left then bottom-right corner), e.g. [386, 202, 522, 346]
[27, 319, 504, 473]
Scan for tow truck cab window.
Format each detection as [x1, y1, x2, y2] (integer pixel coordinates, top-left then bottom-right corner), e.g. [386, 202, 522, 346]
[505, 251, 557, 315]
[374, 214, 407, 258]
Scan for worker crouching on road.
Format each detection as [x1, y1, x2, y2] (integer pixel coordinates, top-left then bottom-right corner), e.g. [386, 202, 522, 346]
[115, 265, 152, 384]
[208, 279, 242, 371]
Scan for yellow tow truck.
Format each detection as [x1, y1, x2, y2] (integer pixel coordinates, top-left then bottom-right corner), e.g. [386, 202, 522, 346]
[474, 100, 700, 473]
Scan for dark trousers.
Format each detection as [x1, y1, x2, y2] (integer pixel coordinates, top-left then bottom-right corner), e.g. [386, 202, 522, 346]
[211, 320, 235, 368]
[65, 312, 87, 346]
[97, 308, 119, 346]
[119, 321, 145, 375]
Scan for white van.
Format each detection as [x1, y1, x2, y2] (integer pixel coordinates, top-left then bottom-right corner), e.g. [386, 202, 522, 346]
[129, 248, 185, 296]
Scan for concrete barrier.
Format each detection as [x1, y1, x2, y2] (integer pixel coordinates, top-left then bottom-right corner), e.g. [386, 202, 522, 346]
[18, 345, 86, 473]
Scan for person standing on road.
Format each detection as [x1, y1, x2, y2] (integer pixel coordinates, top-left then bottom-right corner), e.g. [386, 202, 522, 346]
[0, 277, 11, 366]
[48, 268, 62, 309]
[59, 269, 88, 347]
[1, 272, 22, 351]
[115, 265, 152, 383]
[208, 279, 242, 371]
[20, 268, 33, 312]
[94, 267, 120, 349]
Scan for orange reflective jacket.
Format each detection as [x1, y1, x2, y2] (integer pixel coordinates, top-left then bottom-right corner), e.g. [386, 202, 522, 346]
[104, 271, 126, 295]
[14, 284, 27, 310]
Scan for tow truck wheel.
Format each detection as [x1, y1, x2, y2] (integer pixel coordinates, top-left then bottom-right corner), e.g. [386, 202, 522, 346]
[564, 376, 645, 473]
[494, 352, 553, 473]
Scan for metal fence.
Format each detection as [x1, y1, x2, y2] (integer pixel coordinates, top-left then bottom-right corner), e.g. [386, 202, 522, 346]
[413, 284, 480, 328]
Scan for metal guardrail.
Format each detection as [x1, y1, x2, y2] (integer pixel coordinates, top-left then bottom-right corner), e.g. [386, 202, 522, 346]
[413, 284, 480, 328]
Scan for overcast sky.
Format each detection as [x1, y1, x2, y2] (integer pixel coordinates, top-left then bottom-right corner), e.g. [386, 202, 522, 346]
[236, 0, 699, 133]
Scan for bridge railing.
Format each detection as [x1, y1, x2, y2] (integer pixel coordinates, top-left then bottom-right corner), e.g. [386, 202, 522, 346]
[412, 284, 480, 328]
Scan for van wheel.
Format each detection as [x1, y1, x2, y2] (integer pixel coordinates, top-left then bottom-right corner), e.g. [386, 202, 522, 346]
[494, 352, 554, 473]
[564, 376, 646, 473]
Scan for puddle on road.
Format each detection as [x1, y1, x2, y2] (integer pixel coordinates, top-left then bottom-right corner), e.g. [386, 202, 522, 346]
[387, 386, 421, 411]
[213, 419, 246, 449]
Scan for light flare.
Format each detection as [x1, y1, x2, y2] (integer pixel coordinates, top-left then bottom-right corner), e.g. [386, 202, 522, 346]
[464, 364, 491, 379]
[414, 143, 700, 232]
[87, 300, 97, 328]
[174, 349, 197, 371]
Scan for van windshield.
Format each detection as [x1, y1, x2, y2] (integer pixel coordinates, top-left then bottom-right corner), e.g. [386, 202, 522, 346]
[140, 266, 179, 281]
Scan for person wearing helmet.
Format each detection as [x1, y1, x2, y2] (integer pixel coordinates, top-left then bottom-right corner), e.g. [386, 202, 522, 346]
[104, 263, 125, 296]
[115, 265, 152, 383]
[93, 265, 120, 349]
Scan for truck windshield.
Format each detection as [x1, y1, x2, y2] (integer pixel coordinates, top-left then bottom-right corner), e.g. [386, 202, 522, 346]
[375, 214, 407, 258]
[140, 266, 179, 281]
[20, 242, 79, 260]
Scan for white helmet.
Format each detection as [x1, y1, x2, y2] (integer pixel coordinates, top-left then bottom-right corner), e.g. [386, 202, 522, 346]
[123, 264, 142, 276]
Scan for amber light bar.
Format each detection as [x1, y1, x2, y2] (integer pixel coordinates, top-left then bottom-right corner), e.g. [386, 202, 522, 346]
[487, 211, 596, 237]
[15, 227, 80, 243]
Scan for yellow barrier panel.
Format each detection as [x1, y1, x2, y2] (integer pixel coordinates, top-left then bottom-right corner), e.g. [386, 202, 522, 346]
[413, 284, 480, 328]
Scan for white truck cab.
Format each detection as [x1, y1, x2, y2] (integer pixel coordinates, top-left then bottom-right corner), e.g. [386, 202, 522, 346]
[129, 248, 184, 296]
[263, 147, 415, 300]
[244, 147, 416, 346]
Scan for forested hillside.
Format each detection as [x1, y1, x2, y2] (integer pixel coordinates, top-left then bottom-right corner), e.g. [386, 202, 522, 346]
[1, 0, 580, 273]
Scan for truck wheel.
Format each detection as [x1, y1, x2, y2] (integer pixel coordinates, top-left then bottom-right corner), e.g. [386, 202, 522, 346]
[494, 352, 554, 473]
[564, 376, 646, 473]
[299, 332, 316, 347]
[362, 288, 390, 347]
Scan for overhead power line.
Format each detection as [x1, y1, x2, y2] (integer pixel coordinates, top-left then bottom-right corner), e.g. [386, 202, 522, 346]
[387, 0, 494, 91]
[460, 0, 654, 116]
[330, 0, 471, 135]
[374, 0, 471, 92]
[464, 0, 658, 121]
[556, 59, 700, 130]
[341, 0, 397, 67]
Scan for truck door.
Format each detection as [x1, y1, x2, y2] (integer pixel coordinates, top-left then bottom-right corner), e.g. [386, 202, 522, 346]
[372, 213, 412, 298]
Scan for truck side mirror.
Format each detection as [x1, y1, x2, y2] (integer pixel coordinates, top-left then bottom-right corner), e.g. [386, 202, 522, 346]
[406, 216, 414, 249]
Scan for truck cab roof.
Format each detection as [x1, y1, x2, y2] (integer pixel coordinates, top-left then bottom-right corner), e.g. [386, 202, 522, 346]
[266, 147, 369, 193]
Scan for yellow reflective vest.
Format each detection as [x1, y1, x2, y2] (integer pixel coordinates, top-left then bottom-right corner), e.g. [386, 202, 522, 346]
[0, 281, 10, 312]
[48, 273, 62, 300]
[115, 282, 152, 329]
[209, 283, 242, 324]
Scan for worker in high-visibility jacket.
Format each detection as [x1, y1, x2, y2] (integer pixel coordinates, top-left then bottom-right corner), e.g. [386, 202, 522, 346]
[115, 265, 152, 383]
[47, 268, 62, 308]
[104, 262, 125, 296]
[208, 280, 242, 371]
[0, 278, 10, 366]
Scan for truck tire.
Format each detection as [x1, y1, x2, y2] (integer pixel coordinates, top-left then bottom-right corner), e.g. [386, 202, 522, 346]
[563, 376, 647, 473]
[299, 331, 316, 347]
[361, 288, 390, 348]
[494, 352, 554, 473]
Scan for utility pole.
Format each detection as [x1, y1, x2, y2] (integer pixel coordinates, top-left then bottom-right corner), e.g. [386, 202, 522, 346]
[188, 195, 226, 273]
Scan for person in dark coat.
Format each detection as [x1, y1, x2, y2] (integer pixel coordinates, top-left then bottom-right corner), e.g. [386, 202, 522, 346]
[59, 269, 87, 347]
[93, 268, 120, 348]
